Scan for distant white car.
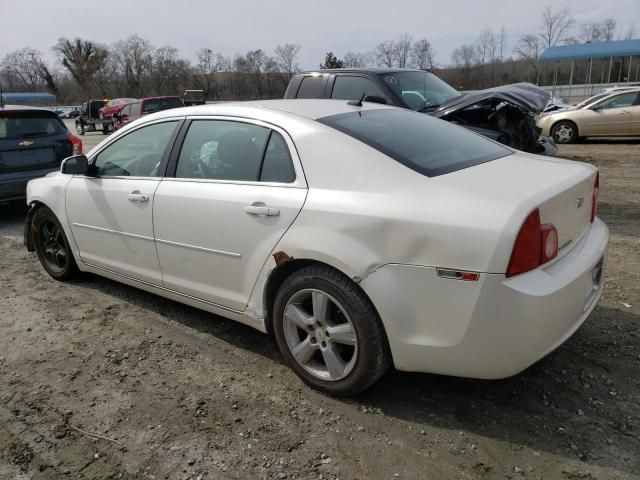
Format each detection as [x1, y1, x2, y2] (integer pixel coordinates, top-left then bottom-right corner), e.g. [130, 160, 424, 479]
[24, 100, 608, 395]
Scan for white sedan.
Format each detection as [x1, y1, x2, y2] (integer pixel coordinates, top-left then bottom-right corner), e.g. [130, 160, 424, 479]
[24, 100, 608, 396]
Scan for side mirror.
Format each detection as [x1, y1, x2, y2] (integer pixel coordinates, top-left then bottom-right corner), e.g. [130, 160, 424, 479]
[364, 95, 388, 105]
[61, 155, 99, 177]
[61, 155, 88, 174]
[590, 105, 602, 111]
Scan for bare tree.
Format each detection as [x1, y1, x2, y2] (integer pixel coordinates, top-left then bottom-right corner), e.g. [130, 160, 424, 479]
[580, 22, 603, 42]
[374, 40, 396, 67]
[112, 35, 154, 97]
[1, 48, 55, 92]
[623, 23, 636, 40]
[343, 51, 370, 68]
[243, 49, 268, 98]
[195, 48, 227, 100]
[54, 37, 108, 93]
[516, 34, 541, 81]
[153, 46, 190, 93]
[539, 6, 575, 48]
[451, 44, 476, 88]
[602, 18, 616, 41]
[274, 43, 301, 79]
[411, 39, 436, 71]
[394, 34, 412, 68]
[498, 27, 508, 62]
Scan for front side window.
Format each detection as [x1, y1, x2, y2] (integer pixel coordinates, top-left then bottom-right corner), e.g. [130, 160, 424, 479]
[319, 109, 511, 177]
[94, 121, 178, 177]
[176, 120, 295, 183]
[331, 76, 384, 101]
[595, 92, 638, 110]
[130, 103, 141, 116]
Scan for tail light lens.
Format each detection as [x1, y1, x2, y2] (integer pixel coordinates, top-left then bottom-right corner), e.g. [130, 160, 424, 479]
[67, 132, 83, 155]
[591, 171, 599, 223]
[506, 208, 559, 277]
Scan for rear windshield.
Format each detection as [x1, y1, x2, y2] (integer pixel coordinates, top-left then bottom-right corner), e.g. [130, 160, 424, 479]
[143, 97, 183, 114]
[0, 111, 67, 140]
[318, 109, 512, 176]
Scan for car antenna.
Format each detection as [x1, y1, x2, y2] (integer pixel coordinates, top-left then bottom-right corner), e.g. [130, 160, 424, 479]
[348, 93, 367, 107]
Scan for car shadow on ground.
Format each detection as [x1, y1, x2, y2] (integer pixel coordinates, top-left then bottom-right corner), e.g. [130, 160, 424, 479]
[67, 271, 639, 475]
[580, 138, 640, 145]
[0, 200, 28, 237]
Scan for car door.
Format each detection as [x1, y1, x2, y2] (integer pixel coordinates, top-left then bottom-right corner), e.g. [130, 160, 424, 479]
[581, 92, 637, 135]
[66, 119, 181, 284]
[629, 94, 640, 135]
[153, 118, 307, 311]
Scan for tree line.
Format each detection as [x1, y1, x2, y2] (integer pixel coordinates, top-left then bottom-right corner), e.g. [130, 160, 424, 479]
[1, 6, 636, 103]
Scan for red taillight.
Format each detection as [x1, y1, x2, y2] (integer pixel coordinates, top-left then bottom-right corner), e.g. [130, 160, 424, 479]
[591, 171, 599, 223]
[67, 132, 83, 155]
[506, 208, 558, 277]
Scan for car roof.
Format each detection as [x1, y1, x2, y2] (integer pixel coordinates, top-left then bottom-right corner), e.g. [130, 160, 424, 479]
[0, 104, 57, 112]
[302, 68, 424, 75]
[145, 99, 395, 122]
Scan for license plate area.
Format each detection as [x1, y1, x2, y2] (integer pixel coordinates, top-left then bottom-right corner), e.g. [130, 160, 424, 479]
[584, 257, 604, 311]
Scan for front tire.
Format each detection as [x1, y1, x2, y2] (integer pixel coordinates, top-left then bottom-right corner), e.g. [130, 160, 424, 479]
[273, 265, 390, 396]
[75, 122, 85, 136]
[551, 121, 578, 144]
[32, 207, 78, 281]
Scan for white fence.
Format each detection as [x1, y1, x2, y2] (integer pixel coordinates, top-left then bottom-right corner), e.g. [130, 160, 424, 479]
[539, 82, 640, 101]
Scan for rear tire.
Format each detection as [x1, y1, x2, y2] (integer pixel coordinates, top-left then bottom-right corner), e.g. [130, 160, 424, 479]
[75, 122, 85, 136]
[273, 265, 390, 396]
[32, 207, 78, 281]
[551, 121, 578, 144]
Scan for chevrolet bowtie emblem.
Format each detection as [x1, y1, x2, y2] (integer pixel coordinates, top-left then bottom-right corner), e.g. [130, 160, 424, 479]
[576, 196, 584, 208]
[18, 140, 34, 147]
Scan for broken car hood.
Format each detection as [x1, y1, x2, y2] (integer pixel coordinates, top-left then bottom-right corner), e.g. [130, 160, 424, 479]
[432, 83, 551, 118]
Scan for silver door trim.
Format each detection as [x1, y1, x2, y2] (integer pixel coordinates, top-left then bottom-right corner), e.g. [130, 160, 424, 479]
[72, 222, 155, 242]
[155, 237, 241, 258]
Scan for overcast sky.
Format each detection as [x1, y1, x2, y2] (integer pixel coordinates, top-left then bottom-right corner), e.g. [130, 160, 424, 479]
[1, 0, 638, 69]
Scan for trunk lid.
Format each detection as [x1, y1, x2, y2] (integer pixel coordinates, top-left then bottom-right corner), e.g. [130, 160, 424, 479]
[429, 152, 596, 271]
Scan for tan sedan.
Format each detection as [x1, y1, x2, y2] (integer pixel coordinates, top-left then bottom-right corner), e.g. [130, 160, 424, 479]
[537, 88, 640, 143]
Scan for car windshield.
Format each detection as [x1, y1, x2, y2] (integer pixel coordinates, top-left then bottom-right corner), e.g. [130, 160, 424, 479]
[143, 97, 183, 114]
[0, 111, 67, 140]
[318, 109, 512, 177]
[575, 93, 609, 109]
[379, 71, 461, 112]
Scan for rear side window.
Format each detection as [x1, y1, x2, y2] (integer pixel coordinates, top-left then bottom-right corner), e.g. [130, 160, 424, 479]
[260, 132, 295, 183]
[296, 76, 325, 99]
[176, 120, 296, 183]
[142, 97, 183, 114]
[0, 111, 67, 140]
[318, 109, 512, 177]
[331, 76, 384, 101]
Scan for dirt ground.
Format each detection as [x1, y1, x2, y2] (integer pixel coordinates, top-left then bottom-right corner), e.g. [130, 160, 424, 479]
[1, 138, 639, 480]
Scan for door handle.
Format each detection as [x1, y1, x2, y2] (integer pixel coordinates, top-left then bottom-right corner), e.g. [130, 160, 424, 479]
[128, 191, 149, 203]
[244, 204, 280, 216]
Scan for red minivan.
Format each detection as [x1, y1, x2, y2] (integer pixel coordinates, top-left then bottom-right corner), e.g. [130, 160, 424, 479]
[113, 96, 184, 130]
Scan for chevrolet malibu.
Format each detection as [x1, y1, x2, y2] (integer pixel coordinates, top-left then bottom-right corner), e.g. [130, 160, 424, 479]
[24, 100, 608, 396]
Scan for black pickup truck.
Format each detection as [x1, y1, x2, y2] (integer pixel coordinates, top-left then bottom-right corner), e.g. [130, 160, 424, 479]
[284, 68, 556, 156]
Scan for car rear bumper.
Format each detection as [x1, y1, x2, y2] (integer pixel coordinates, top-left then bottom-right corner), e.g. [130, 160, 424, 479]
[359, 217, 609, 379]
[0, 167, 59, 202]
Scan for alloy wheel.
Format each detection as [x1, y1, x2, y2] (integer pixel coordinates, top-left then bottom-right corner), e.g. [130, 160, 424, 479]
[282, 289, 358, 381]
[39, 220, 68, 272]
[554, 124, 574, 143]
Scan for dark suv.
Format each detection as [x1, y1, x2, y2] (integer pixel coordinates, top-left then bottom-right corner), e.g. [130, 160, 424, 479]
[285, 68, 556, 155]
[0, 105, 83, 201]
